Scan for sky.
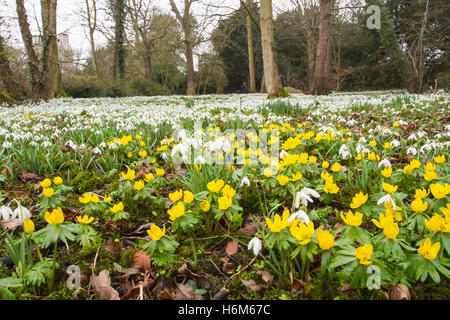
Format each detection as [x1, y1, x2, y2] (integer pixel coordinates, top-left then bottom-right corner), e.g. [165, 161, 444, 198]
[2, 0, 296, 61]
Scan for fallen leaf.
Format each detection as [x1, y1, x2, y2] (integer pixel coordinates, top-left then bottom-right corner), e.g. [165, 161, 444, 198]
[239, 222, 257, 235]
[102, 239, 123, 253]
[90, 270, 120, 300]
[177, 263, 199, 279]
[240, 279, 263, 293]
[257, 270, 274, 287]
[291, 279, 308, 293]
[226, 240, 239, 256]
[388, 284, 411, 300]
[121, 278, 154, 300]
[156, 289, 176, 300]
[133, 250, 151, 273]
[175, 282, 203, 300]
[1, 218, 23, 231]
[18, 171, 41, 182]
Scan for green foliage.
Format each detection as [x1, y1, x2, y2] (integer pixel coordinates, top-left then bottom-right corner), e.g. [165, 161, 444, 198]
[129, 78, 172, 96]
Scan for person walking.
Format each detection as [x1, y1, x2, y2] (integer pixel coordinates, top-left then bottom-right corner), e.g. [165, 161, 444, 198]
[240, 81, 248, 94]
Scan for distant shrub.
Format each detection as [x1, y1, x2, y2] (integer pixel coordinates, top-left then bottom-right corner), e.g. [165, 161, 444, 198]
[129, 78, 172, 96]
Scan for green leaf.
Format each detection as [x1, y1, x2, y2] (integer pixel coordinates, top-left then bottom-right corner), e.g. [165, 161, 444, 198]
[0, 277, 23, 288]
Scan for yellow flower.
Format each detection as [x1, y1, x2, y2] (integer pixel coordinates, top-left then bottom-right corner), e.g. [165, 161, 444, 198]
[424, 170, 437, 182]
[340, 210, 363, 227]
[134, 180, 145, 191]
[290, 221, 314, 245]
[321, 171, 330, 180]
[355, 244, 373, 265]
[135, 134, 142, 140]
[76, 215, 94, 225]
[23, 219, 35, 234]
[277, 175, 290, 186]
[324, 176, 339, 194]
[110, 202, 124, 213]
[147, 224, 165, 241]
[45, 208, 64, 225]
[383, 142, 393, 149]
[330, 162, 341, 172]
[403, 165, 413, 175]
[383, 220, 399, 239]
[417, 238, 440, 260]
[372, 210, 394, 229]
[290, 171, 303, 182]
[140, 140, 146, 147]
[440, 204, 450, 216]
[429, 183, 450, 199]
[200, 200, 210, 212]
[183, 190, 194, 203]
[414, 188, 429, 200]
[350, 192, 368, 209]
[121, 169, 136, 180]
[266, 210, 291, 232]
[410, 159, 421, 169]
[40, 178, 51, 188]
[424, 162, 436, 172]
[168, 202, 185, 221]
[424, 214, 450, 233]
[155, 168, 165, 176]
[207, 179, 224, 193]
[410, 198, 428, 213]
[144, 173, 155, 182]
[382, 182, 398, 194]
[263, 168, 274, 178]
[104, 195, 112, 202]
[309, 156, 317, 164]
[53, 177, 63, 185]
[381, 166, 392, 178]
[42, 187, 54, 198]
[317, 229, 334, 250]
[169, 189, 183, 202]
[322, 161, 330, 169]
[369, 140, 377, 147]
[139, 150, 148, 158]
[218, 196, 232, 211]
[222, 185, 236, 198]
[434, 155, 445, 164]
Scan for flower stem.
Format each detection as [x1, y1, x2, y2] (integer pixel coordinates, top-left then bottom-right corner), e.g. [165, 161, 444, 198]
[49, 241, 58, 291]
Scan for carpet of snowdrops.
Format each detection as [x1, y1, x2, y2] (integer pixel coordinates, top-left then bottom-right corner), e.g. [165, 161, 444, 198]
[0, 92, 449, 299]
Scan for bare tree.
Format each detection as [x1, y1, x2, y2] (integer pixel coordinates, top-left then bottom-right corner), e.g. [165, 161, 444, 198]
[83, 0, 100, 79]
[311, 0, 333, 95]
[169, 0, 197, 96]
[260, 0, 281, 96]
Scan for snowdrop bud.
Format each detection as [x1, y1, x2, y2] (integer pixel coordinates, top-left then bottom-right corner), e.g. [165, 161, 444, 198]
[14, 205, 31, 222]
[248, 237, 262, 256]
[406, 147, 417, 156]
[0, 206, 13, 221]
[240, 177, 250, 187]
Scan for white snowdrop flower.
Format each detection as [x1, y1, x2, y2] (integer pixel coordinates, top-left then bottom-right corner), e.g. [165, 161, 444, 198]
[29, 141, 38, 147]
[79, 143, 86, 150]
[296, 188, 320, 208]
[406, 147, 418, 156]
[279, 150, 289, 159]
[93, 147, 102, 155]
[288, 210, 310, 225]
[417, 131, 427, 139]
[109, 142, 119, 150]
[194, 155, 206, 164]
[420, 144, 432, 153]
[14, 205, 31, 222]
[99, 141, 107, 148]
[240, 177, 250, 187]
[377, 194, 396, 211]
[391, 140, 400, 147]
[339, 144, 350, 159]
[359, 137, 367, 143]
[248, 237, 262, 256]
[2, 141, 12, 148]
[0, 206, 14, 221]
[41, 141, 52, 148]
[378, 159, 392, 168]
[408, 133, 417, 141]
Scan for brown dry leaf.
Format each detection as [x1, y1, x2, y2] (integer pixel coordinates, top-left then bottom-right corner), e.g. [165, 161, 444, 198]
[124, 265, 143, 278]
[240, 279, 263, 293]
[388, 284, 411, 300]
[1, 218, 23, 231]
[121, 278, 154, 300]
[19, 171, 41, 182]
[239, 222, 257, 235]
[220, 256, 234, 273]
[291, 279, 308, 293]
[177, 263, 199, 279]
[133, 250, 151, 273]
[102, 239, 123, 253]
[341, 282, 352, 296]
[175, 282, 204, 300]
[257, 270, 274, 287]
[90, 270, 120, 300]
[156, 289, 176, 300]
[226, 240, 239, 256]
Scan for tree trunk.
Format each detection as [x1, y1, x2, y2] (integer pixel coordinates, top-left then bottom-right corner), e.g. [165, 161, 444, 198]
[311, 0, 333, 95]
[185, 40, 195, 95]
[15, 0, 40, 93]
[246, 1, 256, 93]
[85, 0, 99, 79]
[40, 0, 62, 99]
[0, 35, 21, 99]
[113, 0, 126, 81]
[260, 0, 280, 97]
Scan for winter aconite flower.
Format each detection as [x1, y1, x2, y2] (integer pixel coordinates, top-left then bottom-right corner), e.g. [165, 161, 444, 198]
[355, 244, 373, 265]
[79, 193, 100, 204]
[42, 187, 54, 198]
[382, 182, 398, 194]
[322, 161, 330, 169]
[222, 185, 236, 198]
[134, 180, 145, 191]
[417, 238, 440, 260]
[53, 177, 63, 185]
[330, 162, 341, 172]
[200, 200, 210, 212]
[40, 178, 51, 188]
[277, 175, 290, 186]
[168, 202, 185, 221]
[290, 221, 314, 245]
[340, 210, 363, 227]
[424, 214, 450, 233]
[147, 224, 165, 241]
[169, 189, 183, 202]
[381, 166, 392, 178]
[121, 169, 136, 180]
[323, 176, 339, 194]
[414, 188, 429, 200]
[218, 196, 232, 211]
[207, 179, 224, 193]
[266, 210, 291, 232]
[411, 198, 428, 213]
[383, 219, 399, 239]
[45, 208, 64, 225]
[23, 219, 35, 234]
[110, 202, 124, 214]
[76, 215, 94, 225]
[429, 183, 450, 199]
[350, 192, 368, 209]
[155, 168, 165, 176]
[434, 155, 445, 164]
[317, 229, 334, 250]
[183, 190, 194, 203]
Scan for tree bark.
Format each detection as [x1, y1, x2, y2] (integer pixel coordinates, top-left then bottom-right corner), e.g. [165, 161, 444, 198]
[170, 0, 195, 96]
[113, 0, 126, 81]
[246, 0, 256, 92]
[85, 0, 99, 79]
[15, 0, 40, 93]
[260, 0, 280, 97]
[0, 35, 21, 99]
[311, 0, 333, 95]
[40, 0, 63, 99]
